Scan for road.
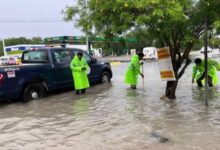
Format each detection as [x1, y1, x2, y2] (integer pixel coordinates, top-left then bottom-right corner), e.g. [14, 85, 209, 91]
[0, 62, 220, 150]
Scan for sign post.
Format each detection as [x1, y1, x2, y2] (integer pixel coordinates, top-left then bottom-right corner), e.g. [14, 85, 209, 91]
[157, 47, 176, 81]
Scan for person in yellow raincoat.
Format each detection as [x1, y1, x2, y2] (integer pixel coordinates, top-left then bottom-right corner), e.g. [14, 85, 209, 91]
[192, 58, 220, 87]
[70, 52, 90, 94]
[125, 52, 144, 89]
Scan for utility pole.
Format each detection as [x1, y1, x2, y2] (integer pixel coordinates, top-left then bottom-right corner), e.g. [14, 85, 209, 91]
[86, 36, 92, 54]
[1, 38, 7, 56]
[86, 36, 89, 53]
[204, 11, 208, 107]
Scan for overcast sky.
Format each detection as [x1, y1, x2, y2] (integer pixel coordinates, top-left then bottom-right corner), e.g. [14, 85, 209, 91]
[0, 0, 84, 39]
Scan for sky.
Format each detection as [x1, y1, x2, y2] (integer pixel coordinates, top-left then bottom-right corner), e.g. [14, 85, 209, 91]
[0, 0, 84, 39]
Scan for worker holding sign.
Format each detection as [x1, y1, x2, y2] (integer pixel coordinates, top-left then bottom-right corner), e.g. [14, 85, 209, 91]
[192, 58, 220, 87]
[125, 53, 144, 89]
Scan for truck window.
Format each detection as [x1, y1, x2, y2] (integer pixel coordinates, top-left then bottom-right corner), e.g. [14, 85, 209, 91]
[53, 50, 71, 64]
[83, 52, 91, 62]
[73, 51, 91, 62]
[22, 51, 48, 63]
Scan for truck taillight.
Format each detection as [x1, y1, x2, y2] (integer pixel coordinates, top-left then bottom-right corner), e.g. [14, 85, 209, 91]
[0, 74, 4, 85]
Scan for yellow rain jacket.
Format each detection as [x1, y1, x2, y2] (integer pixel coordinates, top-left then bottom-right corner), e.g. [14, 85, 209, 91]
[192, 59, 220, 85]
[125, 54, 141, 85]
[70, 55, 90, 90]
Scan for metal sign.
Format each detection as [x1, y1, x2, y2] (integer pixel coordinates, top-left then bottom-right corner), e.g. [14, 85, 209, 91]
[157, 47, 176, 81]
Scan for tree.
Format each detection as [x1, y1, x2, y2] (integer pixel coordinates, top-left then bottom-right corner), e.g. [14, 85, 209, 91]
[0, 37, 44, 56]
[31, 37, 44, 44]
[4, 37, 43, 46]
[64, 0, 220, 99]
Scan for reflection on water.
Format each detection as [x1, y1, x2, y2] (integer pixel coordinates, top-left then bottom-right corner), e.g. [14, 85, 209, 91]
[0, 63, 220, 149]
[72, 97, 90, 116]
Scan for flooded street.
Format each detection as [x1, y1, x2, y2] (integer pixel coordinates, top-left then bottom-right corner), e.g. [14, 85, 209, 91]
[1, 62, 220, 150]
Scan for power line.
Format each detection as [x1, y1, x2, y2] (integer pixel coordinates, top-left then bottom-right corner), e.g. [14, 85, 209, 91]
[0, 18, 64, 23]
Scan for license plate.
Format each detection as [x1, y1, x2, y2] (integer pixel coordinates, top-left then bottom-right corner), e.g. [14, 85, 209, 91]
[7, 71, 16, 78]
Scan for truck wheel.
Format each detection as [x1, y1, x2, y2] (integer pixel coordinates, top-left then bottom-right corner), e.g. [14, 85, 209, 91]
[101, 71, 111, 83]
[23, 83, 46, 102]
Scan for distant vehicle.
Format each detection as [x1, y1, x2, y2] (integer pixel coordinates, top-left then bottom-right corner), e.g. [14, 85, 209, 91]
[0, 48, 112, 102]
[8, 57, 16, 65]
[91, 48, 103, 58]
[0, 56, 19, 65]
[0, 56, 8, 65]
[200, 46, 212, 53]
[200, 46, 213, 58]
[143, 47, 157, 61]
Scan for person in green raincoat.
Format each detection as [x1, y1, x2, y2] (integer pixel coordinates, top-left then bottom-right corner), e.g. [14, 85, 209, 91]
[192, 58, 220, 87]
[70, 52, 90, 94]
[125, 52, 144, 89]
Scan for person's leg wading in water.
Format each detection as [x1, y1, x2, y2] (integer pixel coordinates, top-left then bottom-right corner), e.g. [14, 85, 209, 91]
[196, 72, 213, 87]
[76, 90, 80, 95]
[131, 85, 137, 89]
[81, 89, 86, 94]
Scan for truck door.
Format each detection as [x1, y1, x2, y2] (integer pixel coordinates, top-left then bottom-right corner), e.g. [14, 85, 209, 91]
[52, 49, 73, 88]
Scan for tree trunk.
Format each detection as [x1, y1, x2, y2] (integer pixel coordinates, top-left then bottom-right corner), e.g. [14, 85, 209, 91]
[165, 80, 178, 99]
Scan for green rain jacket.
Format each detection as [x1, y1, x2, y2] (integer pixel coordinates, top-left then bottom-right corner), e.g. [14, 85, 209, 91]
[192, 59, 220, 85]
[125, 54, 141, 85]
[70, 55, 90, 90]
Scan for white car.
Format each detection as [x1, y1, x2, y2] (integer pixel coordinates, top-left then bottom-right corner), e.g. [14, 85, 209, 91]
[143, 47, 158, 61]
[200, 46, 213, 58]
[0, 56, 9, 65]
[200, 46, 212, 53]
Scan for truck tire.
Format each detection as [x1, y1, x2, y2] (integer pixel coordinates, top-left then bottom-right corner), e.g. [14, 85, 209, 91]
[22, 83, 46, 102]
[101, 71, 111, 83]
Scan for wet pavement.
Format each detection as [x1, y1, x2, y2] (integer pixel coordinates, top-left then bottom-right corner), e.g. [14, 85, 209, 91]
[0, 62, 220, 150]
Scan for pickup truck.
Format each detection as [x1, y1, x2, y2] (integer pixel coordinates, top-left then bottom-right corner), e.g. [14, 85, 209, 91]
[0, 48, 112, 102]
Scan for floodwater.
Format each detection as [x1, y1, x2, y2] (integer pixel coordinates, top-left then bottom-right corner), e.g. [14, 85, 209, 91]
[1, 62, 220, 150]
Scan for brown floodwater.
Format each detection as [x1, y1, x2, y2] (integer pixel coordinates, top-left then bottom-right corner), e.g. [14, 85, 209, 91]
[0, 62, 220, 150]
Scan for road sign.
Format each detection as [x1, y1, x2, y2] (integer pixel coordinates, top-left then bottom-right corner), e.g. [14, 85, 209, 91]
[157, 47, 176, 81]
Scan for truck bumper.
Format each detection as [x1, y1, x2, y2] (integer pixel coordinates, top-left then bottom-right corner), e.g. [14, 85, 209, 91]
[0, 90, 20, 101]
[0, 91, 8, 101]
